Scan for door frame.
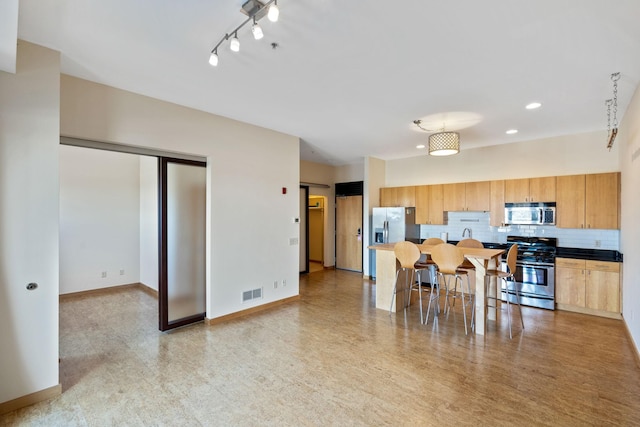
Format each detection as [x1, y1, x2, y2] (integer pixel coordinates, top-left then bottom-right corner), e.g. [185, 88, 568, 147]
[335, 181, 364, 272]
[300, 185, 310, 274]
[158, 157, 207, 331]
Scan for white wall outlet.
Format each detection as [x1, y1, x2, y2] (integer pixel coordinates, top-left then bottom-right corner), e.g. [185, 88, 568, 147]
[282, 279, 286, 287]
[273, 280, 278, 289]
[289, 237, 299, 245]
[595, 240, 601, 247]
[101, 271, 107, 278]
[120, 269, 125, 275]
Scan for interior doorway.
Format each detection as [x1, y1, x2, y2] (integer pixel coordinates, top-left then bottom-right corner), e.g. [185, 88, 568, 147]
[335, 181, 364, 272]
[308, 195, 325, 273]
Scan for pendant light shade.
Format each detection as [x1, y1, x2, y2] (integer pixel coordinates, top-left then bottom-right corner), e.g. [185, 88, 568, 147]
[428, 132, 460, 156]
[230, 35, 240, 52]
[268, 2, 280, 22]
[252, 21, 263, 39]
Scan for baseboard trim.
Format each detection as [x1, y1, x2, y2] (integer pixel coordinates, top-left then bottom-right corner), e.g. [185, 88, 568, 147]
[59, 283, 156, 300]
[555, 303, 622, 320]
[0, 384, 61, 415]
[622, 317, 640, 369]
[205, 295, 300, 326]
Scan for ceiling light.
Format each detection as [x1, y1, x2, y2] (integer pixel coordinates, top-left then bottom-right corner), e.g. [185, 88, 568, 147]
[208, 0, 283, 67]
[230, 34, 240, 52]
[268, 1, 280, 22]
[429, 132, 460, 156]
[416, 144, 425, 149]
[252, 19, 264, 40]
[525, 102, 542, 110]
[506, 129, 518, 135]
[413, 119, 461, 156]
[209, 51, 219, 66]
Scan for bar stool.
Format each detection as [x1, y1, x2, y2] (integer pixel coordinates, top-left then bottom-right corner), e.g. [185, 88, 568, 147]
[390, 241, 426, 322]
[430, 243, 475, 335]
[484, 244, 523, 339]
[416, 238, 444, 324]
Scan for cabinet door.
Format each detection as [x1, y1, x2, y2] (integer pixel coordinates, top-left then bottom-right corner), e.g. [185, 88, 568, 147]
[505, 179, 530, 203]
[490, 180, 505, 226]
[585, 173, 619, 229]
[380, 187, 396, 207]
[428, 184, 444, 225]
[397, 186, 416, 208]
[415, 185, 429, 224]
[465, 181, 491, 211]
[556, 175, 585, 228]
[555, 267, 585, 306]
[530, 177, 556, 202]
[443, 183, 466, 211]
[586, 270, 620, 312]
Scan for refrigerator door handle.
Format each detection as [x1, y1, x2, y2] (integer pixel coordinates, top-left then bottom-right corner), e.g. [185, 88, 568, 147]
[383, 220, 389, 243]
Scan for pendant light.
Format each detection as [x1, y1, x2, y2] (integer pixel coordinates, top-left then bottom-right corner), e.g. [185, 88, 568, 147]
[268, 1, 280, 22]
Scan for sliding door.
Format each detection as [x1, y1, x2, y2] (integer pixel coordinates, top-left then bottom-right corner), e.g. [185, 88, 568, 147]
[158, 158, 206, 331]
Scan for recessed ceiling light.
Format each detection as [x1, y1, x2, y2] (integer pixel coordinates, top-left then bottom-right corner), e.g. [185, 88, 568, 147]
[416, 144, 425, 149]
[506, 129, 518, 135]
[526, 102, 542, 110]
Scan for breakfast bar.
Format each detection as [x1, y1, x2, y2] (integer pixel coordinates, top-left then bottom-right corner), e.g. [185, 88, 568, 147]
[369, 243, 505, 336]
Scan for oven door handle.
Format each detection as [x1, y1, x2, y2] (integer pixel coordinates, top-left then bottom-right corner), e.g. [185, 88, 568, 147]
[516, 261, 555, 268]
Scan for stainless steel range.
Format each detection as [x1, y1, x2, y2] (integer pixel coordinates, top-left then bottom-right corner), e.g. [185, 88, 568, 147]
[502, 236, 556, 310]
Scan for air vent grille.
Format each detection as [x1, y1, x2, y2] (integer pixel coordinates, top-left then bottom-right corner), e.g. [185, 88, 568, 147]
[242, 287, 263, 303]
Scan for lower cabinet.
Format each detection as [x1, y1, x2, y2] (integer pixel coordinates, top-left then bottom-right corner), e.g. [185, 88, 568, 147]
[555, 258, 621, 318]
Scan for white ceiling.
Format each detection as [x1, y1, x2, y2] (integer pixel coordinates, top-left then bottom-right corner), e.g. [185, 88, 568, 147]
[16, 0, 640, 166]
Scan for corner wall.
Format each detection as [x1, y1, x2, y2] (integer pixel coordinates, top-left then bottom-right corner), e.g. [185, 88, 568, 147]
[59, 145, 141, 294]
[0, 41, 60, 406]
[619, 81, 640, 354]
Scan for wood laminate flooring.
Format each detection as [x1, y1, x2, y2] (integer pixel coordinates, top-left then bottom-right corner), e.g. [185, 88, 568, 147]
[2, 269, 640, 426]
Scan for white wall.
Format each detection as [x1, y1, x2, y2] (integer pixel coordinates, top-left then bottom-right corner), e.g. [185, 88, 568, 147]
[139, 156, 158, 291]
[59, 146, 141, 294]
[619, 81, 640, 355]
[61, 75, 300, 319]
[385, 131, 619, 186]
[0, 41, 60, 404]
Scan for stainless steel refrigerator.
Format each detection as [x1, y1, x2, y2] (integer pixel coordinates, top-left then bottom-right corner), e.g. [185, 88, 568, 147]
[370, 207, 420, 279]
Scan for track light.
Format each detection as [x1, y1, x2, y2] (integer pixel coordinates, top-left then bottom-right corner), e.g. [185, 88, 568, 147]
[252, 19, 264, 40]
[209, 51, 219, 66]
[208, 0, 283, 67]
[230, 33, 240, 52]
[268, 1, 279, 22]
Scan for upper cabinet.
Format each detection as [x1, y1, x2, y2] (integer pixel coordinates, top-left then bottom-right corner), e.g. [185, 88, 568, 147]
[490, 180, 505, 227]
[380, 186, 416, 207]
[415, 185, 444, 225]
[505, 177, 556, 203]
[556, 172, 619, 229]
[443, 181, 490, 212]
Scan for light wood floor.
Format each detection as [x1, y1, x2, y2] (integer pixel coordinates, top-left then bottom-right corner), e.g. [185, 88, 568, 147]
[3, 269, 640, 426]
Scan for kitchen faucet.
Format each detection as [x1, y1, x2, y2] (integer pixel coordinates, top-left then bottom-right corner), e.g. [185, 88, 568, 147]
[462, 228, 472, 238]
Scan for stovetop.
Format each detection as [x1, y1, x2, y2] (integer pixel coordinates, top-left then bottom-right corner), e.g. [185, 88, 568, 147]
[507, 236, 557, 264]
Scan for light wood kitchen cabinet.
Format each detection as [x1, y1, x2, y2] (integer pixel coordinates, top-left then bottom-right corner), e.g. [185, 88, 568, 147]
[555, 258, 621, 317]
[505, 177, 556, 203]
[556, 172, 619, 229]
[465, 181, 491, 211]
[443, 181, 490, 212]
[585, 173, 620, 229]
[380, 186, 416, 207]
[415, 184, 444, 225]
[443, 183, 466, 211]
[490, 180, 505, 226]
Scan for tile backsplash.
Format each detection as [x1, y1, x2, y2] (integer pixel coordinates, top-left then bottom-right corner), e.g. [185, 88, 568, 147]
[419, 211, 620, 251]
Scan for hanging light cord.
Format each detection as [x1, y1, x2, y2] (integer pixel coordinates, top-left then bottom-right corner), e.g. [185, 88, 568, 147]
[413, 120, 445, 133]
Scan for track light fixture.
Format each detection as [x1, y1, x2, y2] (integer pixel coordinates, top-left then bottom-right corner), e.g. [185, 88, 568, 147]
[208, 0, 281, 67]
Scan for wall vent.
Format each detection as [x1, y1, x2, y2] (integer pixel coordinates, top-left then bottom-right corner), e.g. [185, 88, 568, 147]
[242, 287, 263, 303]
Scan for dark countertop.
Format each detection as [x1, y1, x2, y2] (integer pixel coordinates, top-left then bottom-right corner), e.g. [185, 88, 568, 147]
[446, 240, 623, 262]
[556, 247, 623, 262]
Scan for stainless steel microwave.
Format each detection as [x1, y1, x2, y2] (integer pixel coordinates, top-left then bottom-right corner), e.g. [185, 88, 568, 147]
[504, 202, 556, 225]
